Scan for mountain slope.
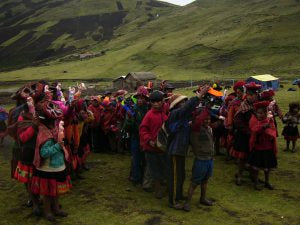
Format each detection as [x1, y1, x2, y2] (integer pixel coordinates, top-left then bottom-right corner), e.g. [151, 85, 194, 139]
[1, 0, 300, 81]
[0, 0, 175, 69]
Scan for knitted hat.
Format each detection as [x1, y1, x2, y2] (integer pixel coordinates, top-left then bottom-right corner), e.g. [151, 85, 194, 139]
[169, 94, 188, 110]
[253, 101, 270, 110]
[36, 100, 63, 119]
[91, 96, 101, 102]
[149, 90, 164, 102]
[260, 89, 275, 100]
[134, 86, 149, 98]
[233, 81, 246, 92]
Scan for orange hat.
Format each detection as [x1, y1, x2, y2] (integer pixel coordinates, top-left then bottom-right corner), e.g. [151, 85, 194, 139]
[208, 88, 223, 97]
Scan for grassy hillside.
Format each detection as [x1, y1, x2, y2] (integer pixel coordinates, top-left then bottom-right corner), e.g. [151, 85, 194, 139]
[0, 0, 300, 81]
[0, 86, 299, 225]
[0, 0, 174, 70]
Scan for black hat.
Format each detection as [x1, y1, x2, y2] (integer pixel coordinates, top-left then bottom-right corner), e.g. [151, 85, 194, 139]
[104, 90, 112, 96]
[164, 83, 175, 90]
[149, 91, 164, 102]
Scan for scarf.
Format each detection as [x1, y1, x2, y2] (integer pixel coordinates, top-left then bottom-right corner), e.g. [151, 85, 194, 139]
[236, 100, 253, 115]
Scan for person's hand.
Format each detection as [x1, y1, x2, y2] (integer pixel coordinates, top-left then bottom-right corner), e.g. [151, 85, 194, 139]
[32, 116, 40, 127]
[73, 147, 78, 155]
[149, 140, 156, 148]
[196, 85, 210, 99]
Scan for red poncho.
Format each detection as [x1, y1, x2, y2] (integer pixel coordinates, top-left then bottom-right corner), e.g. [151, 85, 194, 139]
[249, 115, 277, 157]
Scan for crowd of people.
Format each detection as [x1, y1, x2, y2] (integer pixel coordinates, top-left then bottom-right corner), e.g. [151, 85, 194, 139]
[0, 79, 299, 221]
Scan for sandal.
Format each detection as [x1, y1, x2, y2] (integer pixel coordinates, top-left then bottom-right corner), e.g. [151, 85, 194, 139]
[183, 203, 191, 212]
[254, 184, 263, 191]
[33, 206, 42, 217]
[264, 183, 274, 190]
[53, 210, 68, 217]
[45, 213, 56, 222]
[169, 202, 183, 210]
[200, 199, 213, 206]
[235, 176, 242, 186]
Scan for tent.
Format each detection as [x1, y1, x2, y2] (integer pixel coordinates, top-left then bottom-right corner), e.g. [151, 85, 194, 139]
[246, 74, 279, 91]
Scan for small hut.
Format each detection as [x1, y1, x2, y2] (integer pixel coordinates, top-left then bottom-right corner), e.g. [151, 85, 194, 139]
[246, 74, 279, 91]
[113, 75, 126, 89]
[113, 72, 156, 91]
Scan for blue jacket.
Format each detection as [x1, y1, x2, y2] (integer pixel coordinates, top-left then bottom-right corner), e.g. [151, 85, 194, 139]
[40, 139, 65, 168]
[167, 97, 200, 156]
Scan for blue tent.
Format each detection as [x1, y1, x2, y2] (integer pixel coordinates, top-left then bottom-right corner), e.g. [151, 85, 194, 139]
[292, 79, 300, 85]
[246, 74, 279, 91]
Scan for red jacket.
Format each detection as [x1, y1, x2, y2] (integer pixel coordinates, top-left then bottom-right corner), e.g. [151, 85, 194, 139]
[17, 115, 36, 143]
[88, 105, 102, 127]
[101, 109, 118, 134]
[139, 108, 168, 153]
[249, 115, 277, 156]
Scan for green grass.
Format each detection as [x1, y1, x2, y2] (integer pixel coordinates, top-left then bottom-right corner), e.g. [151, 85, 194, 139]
[0, 86, 299, 225]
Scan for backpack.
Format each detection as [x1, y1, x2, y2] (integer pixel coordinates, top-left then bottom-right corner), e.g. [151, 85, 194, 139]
[156, 120, 184, 152]
[156, 122, 169, 152]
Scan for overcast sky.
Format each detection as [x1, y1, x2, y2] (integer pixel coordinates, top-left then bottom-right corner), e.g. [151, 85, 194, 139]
[159, 0, 196, 6]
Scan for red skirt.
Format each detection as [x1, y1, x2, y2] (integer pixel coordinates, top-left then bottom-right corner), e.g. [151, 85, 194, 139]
[14, 161, 34, 184]
[31, 169, 72, 197]
[229, 147, 248, 160]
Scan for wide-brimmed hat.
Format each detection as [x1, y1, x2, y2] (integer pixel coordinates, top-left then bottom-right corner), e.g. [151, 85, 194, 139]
[245, 82, 262, 93]
[169, 94, 188, 110]
[113, 89, 128, 97]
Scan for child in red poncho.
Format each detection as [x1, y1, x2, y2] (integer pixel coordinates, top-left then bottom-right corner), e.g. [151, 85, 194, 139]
[248, 101, 277, 190]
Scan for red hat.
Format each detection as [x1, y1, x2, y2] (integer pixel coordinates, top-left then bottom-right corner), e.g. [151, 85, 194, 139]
[114, 90, 128, 97]
[260, 89, 275, 100]
[233, 81, 246, 92]
[134, 86, 149, 98]
[36, 100, 63, 119]
[253, 101, 270, 110]
[91, 96, 101, 102]
[245, 82, 262, 92]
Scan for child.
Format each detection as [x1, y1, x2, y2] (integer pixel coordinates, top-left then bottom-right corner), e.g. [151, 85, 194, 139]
[123, 86, 149, 185]
[248, 101, 277, 190]
[31, 100, 71, 221]
[184, 108, 214, 211]
[166, 85, 209, 209]
[282, 102, 300, 152]
[139, 91, 168, 199]
[260, 89, 283, 136]
[0, 105, 8, 146]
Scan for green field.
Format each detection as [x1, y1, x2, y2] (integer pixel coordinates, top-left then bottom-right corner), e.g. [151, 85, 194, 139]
[0, 86, 299, 225]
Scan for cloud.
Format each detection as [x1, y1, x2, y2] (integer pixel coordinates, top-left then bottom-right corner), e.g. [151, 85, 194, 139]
[159, 0, 196, 6]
